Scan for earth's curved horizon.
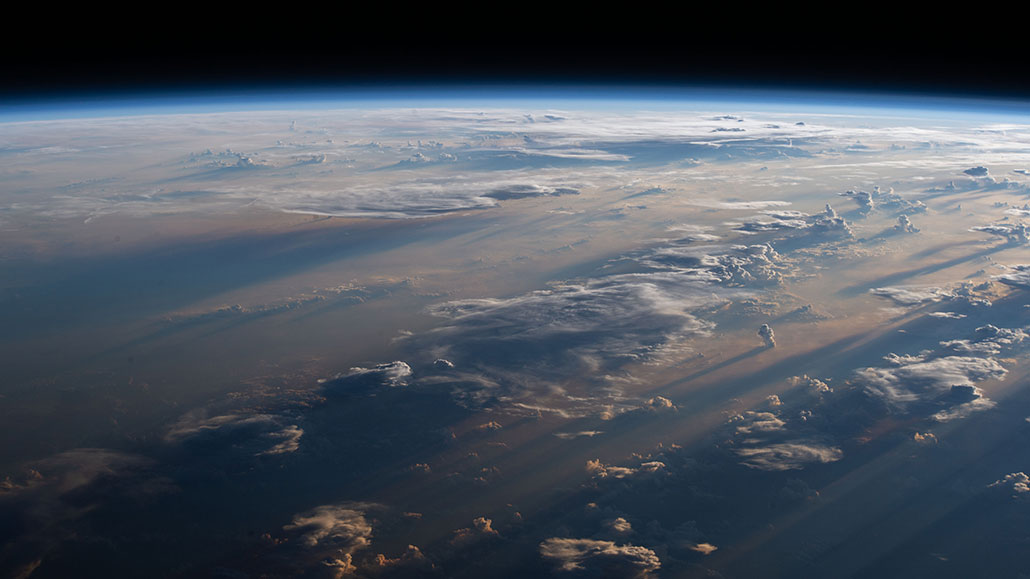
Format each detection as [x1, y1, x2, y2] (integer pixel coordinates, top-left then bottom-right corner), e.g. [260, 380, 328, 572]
[2, 87, 1030, 578]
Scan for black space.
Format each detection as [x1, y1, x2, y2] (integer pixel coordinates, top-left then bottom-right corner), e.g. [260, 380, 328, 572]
[4, 12, 1029, 102]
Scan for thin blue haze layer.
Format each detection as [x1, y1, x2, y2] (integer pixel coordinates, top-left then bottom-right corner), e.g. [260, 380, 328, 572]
[4, 84, 1030, 122]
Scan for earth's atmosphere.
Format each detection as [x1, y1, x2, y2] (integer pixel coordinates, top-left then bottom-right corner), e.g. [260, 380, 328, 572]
[3, 92, 1030, 578]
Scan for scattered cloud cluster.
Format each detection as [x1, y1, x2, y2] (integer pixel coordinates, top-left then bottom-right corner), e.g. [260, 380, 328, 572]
[839, 187, 926, 214]
[720, 385, 845, 472]
[643, 243, 789, 287]
[8, 107, 1030, 229]
[421, 270, 725, 413]
[279, 502, 386, 576]
[855, 324, 1025, 420]
[414, 211, 852, 416]
[731, 204, 853, 238]
[990, 472, 1030, 495]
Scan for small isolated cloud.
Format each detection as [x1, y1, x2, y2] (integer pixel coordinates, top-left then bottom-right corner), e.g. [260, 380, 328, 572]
[165, 412, 303, 456]
[586, 459, 666, 480]
[539, 538, 661, 576]
[283, 502, 377, 553]
[554, 431, 605, 439]
[840, 189, 875, 211]
[929, 312, 967, 319]
[338, 361, 413, 387]
[913, 432, 938, 444]
[606, 517, 633, 534]
[733, 217, 810, 233]
[451, 517, 500, 547]
[735, 441, 843, 471]
[788, 374, 832, 393]
[964, 166, 991, 178]
[666, 223, 720, 242]
[758, 323, 776, 348]
[894, 214, 919, 233]
[971, 223, 1030, 244]
[483, 184, 580, 200]
[644, 396, 677, 411]
[473, 421, 503, 433]
[260, 425, 304, 455]
[995, 264, 1030, 289]
[408, 463, 431, 475]
[373, 544, 434, 573]
[761, 210, 810, 220]
[731, 411, 786, 435]
[809, 204, 854, 237]
[1004, 203, 1030, 217]
[641, 519, 719, 557]
[870, 286, 952, 306]
[781, 304, 833, 322]
[717, 200, 792, 210]
[687, 542, 718, 555]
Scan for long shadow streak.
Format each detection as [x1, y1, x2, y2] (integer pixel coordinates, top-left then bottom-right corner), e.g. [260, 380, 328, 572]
[836, 243, 1010, 297]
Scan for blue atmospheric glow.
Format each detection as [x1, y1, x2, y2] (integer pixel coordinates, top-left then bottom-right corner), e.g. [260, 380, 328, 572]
[3, 83, 1030, 122]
